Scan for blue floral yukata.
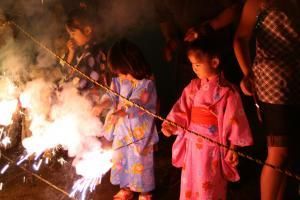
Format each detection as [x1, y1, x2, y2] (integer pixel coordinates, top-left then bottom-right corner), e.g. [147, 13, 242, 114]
[101, 77, 159, 192]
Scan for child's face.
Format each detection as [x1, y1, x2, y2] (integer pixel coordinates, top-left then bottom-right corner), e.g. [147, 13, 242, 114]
[66, 26, 91, 47]
[188, 50, 219, 79]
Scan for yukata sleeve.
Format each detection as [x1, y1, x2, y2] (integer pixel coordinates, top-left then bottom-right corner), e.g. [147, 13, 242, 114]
[102, 78, 120, 141]
[164, 80, 195, 135]
[123, 80, 157, 116]
[78, 54, 101, 90]
[122, 80, 158, 151]
[223, 89, 253, 147]
[100, 78, 119, 105]
[220, 89, 253, 182]
[116, 80, 158, 154]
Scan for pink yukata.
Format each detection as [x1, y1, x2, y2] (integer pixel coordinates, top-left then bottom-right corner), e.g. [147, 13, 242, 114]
[164, 75, 253, 200]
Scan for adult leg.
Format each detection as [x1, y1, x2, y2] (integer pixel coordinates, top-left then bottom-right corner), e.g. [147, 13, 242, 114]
[260, 146, 288, 200]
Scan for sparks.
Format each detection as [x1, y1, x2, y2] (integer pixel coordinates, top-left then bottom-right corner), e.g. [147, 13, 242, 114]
[69, 177, 102, 200]
[70, 149, 113, 199]
[0, 164, 10, 174]
[33, 159, 43, 171]
[0, 127, 4, 137]
[57, 157, 67, 165]
[17, 154, 31, 166]
[1, 136, 11, 148]
[45, 158, 49, 165]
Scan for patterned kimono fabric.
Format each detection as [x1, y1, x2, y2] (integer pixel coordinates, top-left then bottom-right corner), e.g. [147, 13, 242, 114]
[167, 76, 253, 200]
[102, 77, 159, 192]
[63, 41, 110, 105]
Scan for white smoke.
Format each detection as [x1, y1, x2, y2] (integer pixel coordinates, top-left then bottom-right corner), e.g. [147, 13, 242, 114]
[20, 80, 103, 158]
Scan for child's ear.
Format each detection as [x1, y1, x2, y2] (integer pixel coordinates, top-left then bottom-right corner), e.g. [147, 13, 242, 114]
[83, 26, 92, 36]
[211, 57, 220, 69]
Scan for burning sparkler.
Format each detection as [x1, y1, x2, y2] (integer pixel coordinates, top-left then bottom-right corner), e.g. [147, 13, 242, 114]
[70, 149, 113, 200]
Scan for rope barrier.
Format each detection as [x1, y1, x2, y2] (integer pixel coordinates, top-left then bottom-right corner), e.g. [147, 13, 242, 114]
[7, 20, 300, 182]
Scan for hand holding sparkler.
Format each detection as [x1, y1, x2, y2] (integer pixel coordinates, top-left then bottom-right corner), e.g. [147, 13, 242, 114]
[161, 121, 178, 137]
[104, 108, 127, 125]
[224, 145, 239, 167]
[92, 99, 112, 117]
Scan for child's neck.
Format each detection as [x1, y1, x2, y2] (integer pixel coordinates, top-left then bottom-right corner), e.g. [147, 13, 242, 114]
[201, 73, 219, 81]
[127, 74, 137, 82]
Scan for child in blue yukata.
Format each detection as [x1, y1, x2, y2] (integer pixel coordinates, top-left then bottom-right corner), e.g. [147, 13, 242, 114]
[94, 39, 158, 200]
[64, 8, 110, 104]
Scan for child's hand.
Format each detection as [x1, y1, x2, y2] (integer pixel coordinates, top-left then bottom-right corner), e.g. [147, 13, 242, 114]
[67, 39, 76, 54]
[184, 27, 199, 42]
[106, 109, 127, 124]
[92, 104, 104, 116]
[161, 121, 178, 137]
[225, 147, 239, 167]
[112, 109, 127, 118]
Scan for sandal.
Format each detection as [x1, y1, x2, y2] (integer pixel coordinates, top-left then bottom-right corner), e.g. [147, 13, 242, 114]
[138, 194, 152, 200]
[113, 189, 134, 200]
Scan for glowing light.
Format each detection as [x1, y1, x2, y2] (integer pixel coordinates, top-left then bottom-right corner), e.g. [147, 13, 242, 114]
[57, 157, 67, 165]
[0, 164, 10, 174]
[70, 177, 101, 200]
[0, 77, 18, 126]
[19, 92, 31, 109]
[0, 99, 18, 126]
[74, 150, 113, 178]
[17, 154, 31, 166]
[1, 136, 11, 148]
[0, 182, 3, 191]
[70, 149, 113, 199]
[33, 159, 43, 171]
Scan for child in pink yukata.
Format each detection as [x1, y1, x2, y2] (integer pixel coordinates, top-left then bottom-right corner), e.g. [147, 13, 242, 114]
[161, 38, 253, 200]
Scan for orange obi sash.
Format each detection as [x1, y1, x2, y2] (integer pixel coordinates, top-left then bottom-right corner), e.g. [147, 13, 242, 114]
[191, 106, 217, 126]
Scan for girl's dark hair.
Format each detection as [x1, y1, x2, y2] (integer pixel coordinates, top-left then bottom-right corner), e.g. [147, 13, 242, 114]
[187, 36, 226, 70]
[107, 38, 152, 80]
[187, 36, 224, 58]
[66, 8, 94, 31]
